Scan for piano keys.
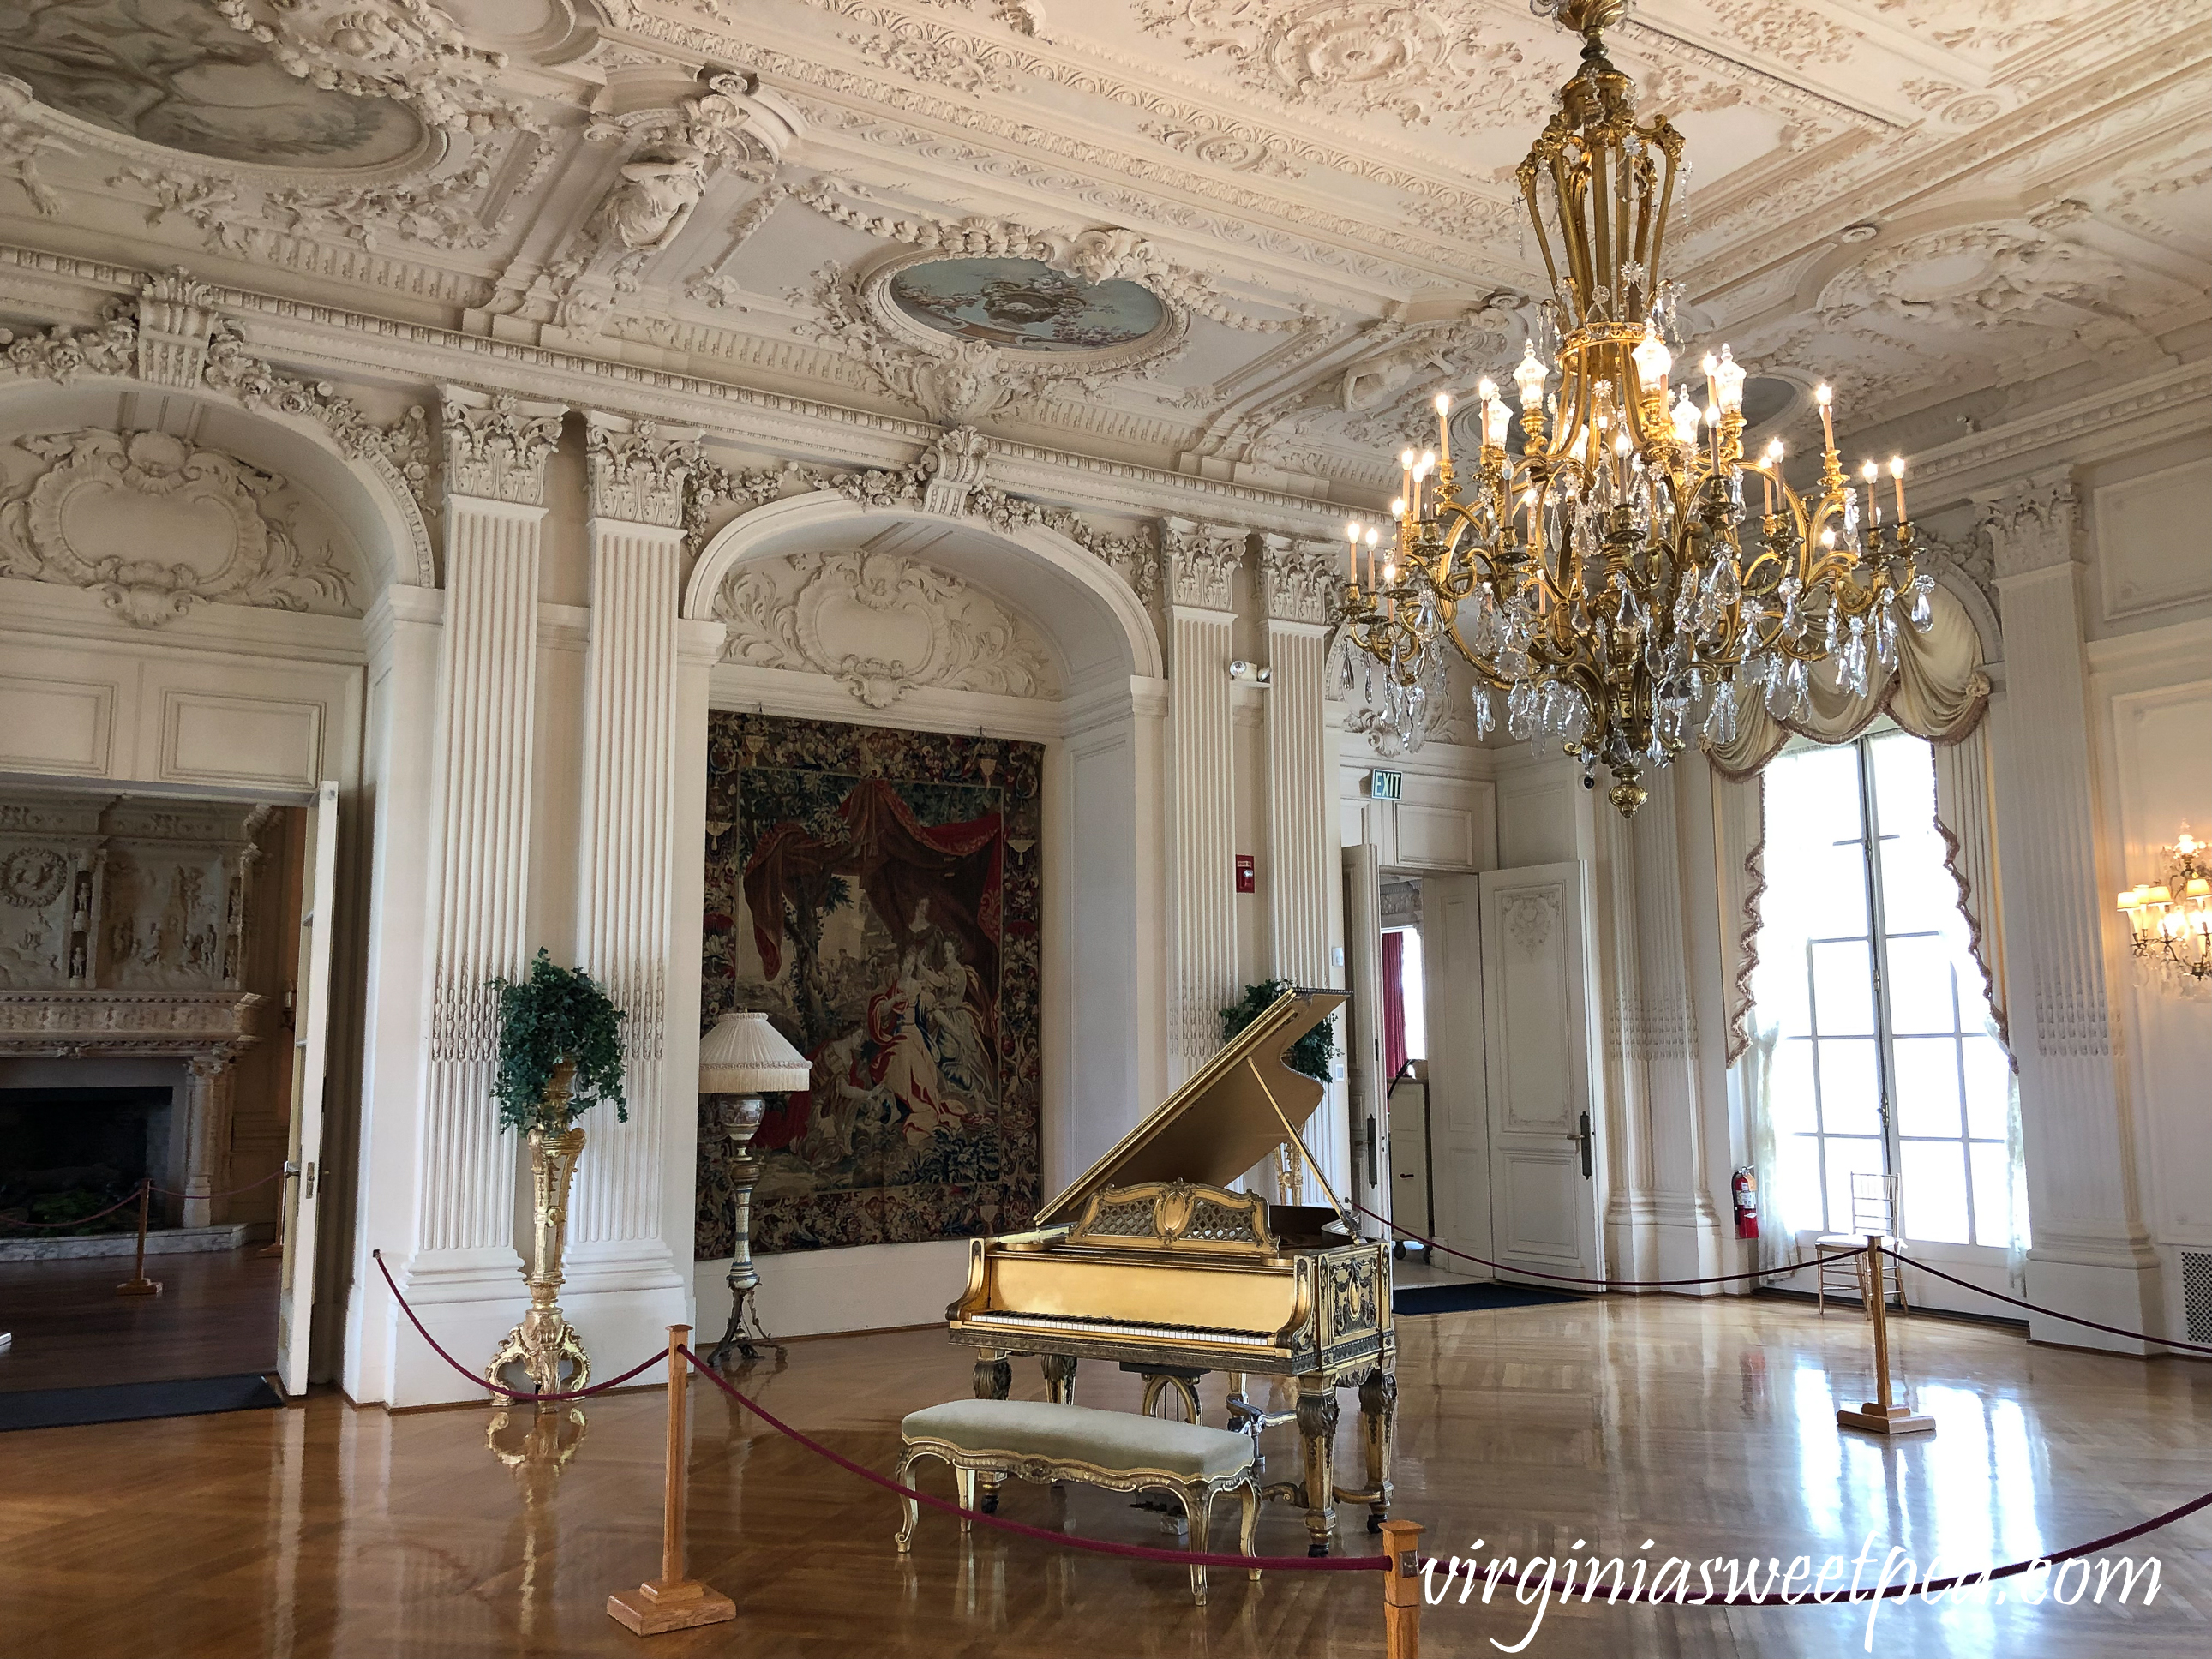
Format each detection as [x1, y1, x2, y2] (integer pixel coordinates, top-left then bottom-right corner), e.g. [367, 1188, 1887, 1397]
[947, 985, 1394, 1554]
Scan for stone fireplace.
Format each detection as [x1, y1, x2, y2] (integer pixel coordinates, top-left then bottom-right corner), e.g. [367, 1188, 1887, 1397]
[0, 794, 277, 1229]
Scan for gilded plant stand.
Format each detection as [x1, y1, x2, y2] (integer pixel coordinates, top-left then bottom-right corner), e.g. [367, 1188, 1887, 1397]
[489, 1066, 592, 1394]
[708, 1093, 786, 1369]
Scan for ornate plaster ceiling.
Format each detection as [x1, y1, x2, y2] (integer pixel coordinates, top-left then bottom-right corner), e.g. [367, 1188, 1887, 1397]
[0, 0, 2203, 502]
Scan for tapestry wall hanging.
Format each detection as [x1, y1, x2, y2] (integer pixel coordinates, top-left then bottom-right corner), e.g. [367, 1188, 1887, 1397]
[698, 714, 1043, 1257]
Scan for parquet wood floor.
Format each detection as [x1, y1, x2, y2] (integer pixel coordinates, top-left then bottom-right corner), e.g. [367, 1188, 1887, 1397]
[0, 1248, 279, 1392]
[3, 1293, 2209, 1657]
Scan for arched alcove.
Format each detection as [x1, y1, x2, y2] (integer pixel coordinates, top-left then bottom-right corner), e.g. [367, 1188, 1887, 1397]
[680, 490, 1170, 1339]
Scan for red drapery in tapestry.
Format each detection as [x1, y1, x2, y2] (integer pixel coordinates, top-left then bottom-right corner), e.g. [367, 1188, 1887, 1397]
[1381, 929, 1409, 1086]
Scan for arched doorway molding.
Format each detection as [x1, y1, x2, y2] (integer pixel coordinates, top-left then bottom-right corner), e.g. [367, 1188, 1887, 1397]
[684, 488, 1163, 692]
[0, 374, 435, 594]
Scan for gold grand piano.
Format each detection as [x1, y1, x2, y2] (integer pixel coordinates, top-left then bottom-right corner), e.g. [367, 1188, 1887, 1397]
[949, 986, 1394, 1554]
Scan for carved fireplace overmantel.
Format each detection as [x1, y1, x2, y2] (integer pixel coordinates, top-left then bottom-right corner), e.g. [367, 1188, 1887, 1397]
[0, 988, 267, 1059]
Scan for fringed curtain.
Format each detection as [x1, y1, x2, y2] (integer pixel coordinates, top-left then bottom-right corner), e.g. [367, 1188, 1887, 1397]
[1704, 581, 1992, 781]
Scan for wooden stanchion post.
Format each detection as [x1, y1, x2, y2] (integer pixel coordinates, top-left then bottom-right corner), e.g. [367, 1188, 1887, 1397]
[1380, 1518, 1424, 1659]
[608, 1326, 737, 1635]
[115, 1180, 161, 1297]
[1837, 1239, 1933, 1436]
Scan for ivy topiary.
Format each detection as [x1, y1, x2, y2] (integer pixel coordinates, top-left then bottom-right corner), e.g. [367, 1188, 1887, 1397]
[487, 949, 628, 1134]
[1218, 979, 1336, 1084]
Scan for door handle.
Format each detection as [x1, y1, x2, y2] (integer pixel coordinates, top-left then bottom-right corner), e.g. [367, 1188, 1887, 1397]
[1577, 1111, 1593, 1180]
[1364, 1115, 1379, 1190]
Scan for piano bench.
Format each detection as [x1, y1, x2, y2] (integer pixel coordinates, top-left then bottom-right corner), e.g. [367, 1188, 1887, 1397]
[893, 1398, 1261, 1604]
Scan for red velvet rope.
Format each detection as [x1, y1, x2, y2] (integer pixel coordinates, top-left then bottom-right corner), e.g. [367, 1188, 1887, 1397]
[1875, 1245, 2212, 1358]
[682, 1349, 1390, 1572]
[1360, 1202, 1846, 1288]
[0, 1181, 150, 1231]
[371, 1249, 667, 1402]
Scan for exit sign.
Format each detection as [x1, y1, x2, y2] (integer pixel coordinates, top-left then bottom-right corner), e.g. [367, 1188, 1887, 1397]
[1368, 770, 1403, 800]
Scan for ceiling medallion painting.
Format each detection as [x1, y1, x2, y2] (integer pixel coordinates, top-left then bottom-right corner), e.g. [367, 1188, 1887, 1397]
[0, 0, 427, 169]
[887, 257, 1169, 353]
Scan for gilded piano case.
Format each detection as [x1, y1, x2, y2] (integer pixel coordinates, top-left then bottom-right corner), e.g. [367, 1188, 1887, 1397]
[947, 985, 1394, 1551]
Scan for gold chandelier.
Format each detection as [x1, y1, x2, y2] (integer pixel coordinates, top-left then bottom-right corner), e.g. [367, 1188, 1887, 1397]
[1332, 0, 1933, 815]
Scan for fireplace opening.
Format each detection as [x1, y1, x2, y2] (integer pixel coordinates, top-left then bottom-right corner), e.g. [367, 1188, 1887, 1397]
[0, 1086, 176, 1233]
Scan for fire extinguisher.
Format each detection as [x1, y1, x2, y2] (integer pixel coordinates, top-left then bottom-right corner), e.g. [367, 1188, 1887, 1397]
[1732, 1167, 1759, 1240]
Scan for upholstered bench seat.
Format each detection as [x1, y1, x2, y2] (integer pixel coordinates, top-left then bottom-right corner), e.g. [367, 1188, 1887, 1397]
[894, 1398, 1260, 1602]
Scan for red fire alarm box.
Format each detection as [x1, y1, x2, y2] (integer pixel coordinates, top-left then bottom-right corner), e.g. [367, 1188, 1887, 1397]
[1235, 854, 1256, 894]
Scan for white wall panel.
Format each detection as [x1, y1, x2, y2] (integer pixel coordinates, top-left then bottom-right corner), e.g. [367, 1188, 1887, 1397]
[158, 689, 325, 790]
[0, 669, 114, 775]
[2097, 455, 2212, 622]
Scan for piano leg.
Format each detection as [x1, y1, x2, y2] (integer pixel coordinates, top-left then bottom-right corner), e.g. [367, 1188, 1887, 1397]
[972, 1351, 1012, 1512]
[973, 1351, 1013, 1401]
[1040, 1353, 1077, 1406]
[1294, 1376, 1340, 1557]
[1358, 1364, 1397, 1531]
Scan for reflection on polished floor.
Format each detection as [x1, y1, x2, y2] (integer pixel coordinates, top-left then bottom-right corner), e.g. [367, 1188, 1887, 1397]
[3, 1294, 2208, 1658]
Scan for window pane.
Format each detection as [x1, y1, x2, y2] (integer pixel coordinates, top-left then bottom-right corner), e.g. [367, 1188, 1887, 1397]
[1802, 841, 1871, 938]
[1398, 928, 1428, 1061]
[1892, 1036, 1963, 1138]
[1816, 1038, 1884, 1136]
[1867, 729, 1936, 830]
[1781, 1132, 1825, 1234]
[1884, 934, 1957, 1035]
[1901, 1140, 1972, 1244]
[1962, 1034, 2012, 1141]
[1969, 1142, 2015, 1249]
[1825, 1137, 1887, 1237]
[1810, 939, 1876, 1035]
[1774, 1039, 1818, 1133]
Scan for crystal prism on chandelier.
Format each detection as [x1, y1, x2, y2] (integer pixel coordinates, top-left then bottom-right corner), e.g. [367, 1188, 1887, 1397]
[1330, 0, 1934, 816]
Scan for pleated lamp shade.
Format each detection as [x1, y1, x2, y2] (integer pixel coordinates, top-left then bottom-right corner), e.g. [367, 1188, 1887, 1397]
[698, 1010, 811, 1094]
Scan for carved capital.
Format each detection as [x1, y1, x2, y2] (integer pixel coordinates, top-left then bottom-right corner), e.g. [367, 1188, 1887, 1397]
[1257, 534, 1340, 626]
[1163, 518, 1244, 611]
[584, 412, 699, 528]
[921, 425, 992, 517]
[442, 387, 566, 507]
[1976, 467, 2080, 582]
[134, 267, 223, 388]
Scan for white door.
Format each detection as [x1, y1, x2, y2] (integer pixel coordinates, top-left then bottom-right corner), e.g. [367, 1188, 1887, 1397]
[1340, 843, 1387, 1235]
[1420, 874, 1490, 1276]
[275, 781, 338, 1398]
[1478, 861, 1601, 1285]
[1386, 1069, 1432, 1237]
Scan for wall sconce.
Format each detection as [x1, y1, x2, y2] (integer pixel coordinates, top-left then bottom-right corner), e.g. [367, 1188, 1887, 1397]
[2119, 826, 2212, 997]
[1228, 659, 1273, 686]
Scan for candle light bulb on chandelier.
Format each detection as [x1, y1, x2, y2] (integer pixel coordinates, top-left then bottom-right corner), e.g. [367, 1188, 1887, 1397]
[1632, 322, 1672, 391]
[1482, 392, 1512, 447]
[1514, 341, 1547, 410]
[1435, 392, 1453, 417]
[1889, 455, 1908, 522]
[1670, 389, 1700, 445]
[1390, 497, 1406, 519]
[1711, 344, 1746, 412]
[1816, 383, 1837, 451]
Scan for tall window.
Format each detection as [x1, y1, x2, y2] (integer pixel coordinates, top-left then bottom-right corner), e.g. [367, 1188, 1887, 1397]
[1756, 729, 2018, 1246]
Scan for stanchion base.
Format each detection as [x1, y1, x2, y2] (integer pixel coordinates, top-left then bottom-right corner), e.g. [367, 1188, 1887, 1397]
[115, 1278, 162, 1297]
[608, 1578, 735, 1636]
[1837, 1401, 1934, 1436]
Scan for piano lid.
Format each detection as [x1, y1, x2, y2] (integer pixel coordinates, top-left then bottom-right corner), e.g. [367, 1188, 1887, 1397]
[1034, 985, 1347, 1228]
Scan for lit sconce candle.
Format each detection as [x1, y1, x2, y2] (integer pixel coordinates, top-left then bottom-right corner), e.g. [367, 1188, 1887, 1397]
[1416, 450, 1436, 519]
[1759, 437, 1783, 516]
[1434, 391, 1453, 465]
[1364, 525, 1380, 589]
[1513, 340, 1547, 410]
[1346, 518, 1361, 587]
[1700, 350, 1718, 400]
[1399, 447, 1416, 514]
[1889, 455, 1907, 523]
[1861, 458, 1880, 526]
[1705, 399, 1721, 467]
[1816, 383, 1836, 453]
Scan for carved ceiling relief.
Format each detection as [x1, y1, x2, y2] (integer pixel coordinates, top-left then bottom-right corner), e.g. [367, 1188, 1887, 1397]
[0, 428, 358, 627]
[0, 795, 270, 993]
[715, 545, 1061, 706]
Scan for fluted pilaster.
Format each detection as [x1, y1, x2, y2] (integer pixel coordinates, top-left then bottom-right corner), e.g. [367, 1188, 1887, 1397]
[417, 389, 564, 1261]
[1981, 466, 2158, 1345]
[1165, 518, 1243, 1076]
[569, 413, 698, 1259]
